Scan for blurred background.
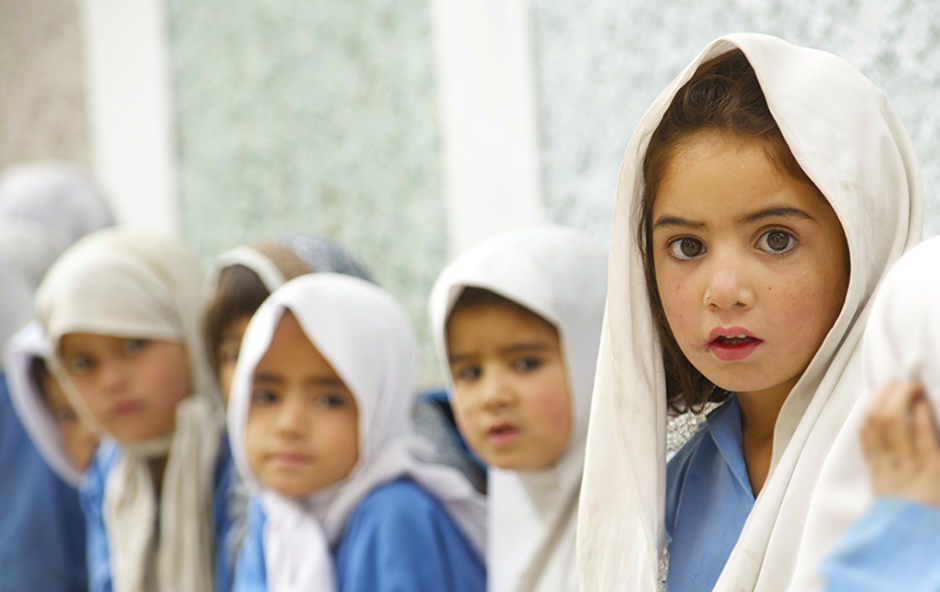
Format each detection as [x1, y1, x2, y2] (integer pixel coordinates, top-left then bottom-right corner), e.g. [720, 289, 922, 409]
[3, 0, 939, 384]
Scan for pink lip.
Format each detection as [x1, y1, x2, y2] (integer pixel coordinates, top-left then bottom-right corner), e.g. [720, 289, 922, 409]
[270, 452, 312, 466]
[487, 421, 520, 447]
[706, 326, 763, 362]
[109, 399, 144, 417]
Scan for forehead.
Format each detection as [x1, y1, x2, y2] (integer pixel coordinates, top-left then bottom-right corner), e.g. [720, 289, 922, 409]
[653, 132, 836, 225]
[59, 332, 126, 353]
[446, 301, 558, 347]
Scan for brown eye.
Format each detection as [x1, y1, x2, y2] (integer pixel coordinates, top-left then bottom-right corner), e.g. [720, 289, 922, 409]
[669, 238, 705, 260]
[758, 230, 795, 253]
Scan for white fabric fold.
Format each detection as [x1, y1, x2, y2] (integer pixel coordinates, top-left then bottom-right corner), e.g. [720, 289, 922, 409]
[576, 33, 922, 592]
[34, 229, 224, 592]
[228, 273, 487, 592]
[4, 320, 84, 486]
[789, 235, 940, 591]
[428, 225, 608, 592]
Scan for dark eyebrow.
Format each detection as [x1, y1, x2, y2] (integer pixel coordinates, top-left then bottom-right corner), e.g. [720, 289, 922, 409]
[653, 216, 704, 230]
[253, 373, 285, 385]
[738, 207, 815, 225]
[304, 376, 346, 388]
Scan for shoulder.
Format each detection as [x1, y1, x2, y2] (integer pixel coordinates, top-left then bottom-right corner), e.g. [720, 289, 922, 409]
[348, 479, 446, 533]
[335, 479, 485, 592]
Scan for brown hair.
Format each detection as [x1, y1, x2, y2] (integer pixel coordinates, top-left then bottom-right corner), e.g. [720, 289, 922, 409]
[447, 287, 558, 338]
[203, 264, 270, 374]
[640, 49, 820, 413]
[29, 357, 52, 404]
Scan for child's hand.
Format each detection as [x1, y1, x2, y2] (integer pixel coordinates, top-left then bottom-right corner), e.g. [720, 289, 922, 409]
[860, 381, 940, 508]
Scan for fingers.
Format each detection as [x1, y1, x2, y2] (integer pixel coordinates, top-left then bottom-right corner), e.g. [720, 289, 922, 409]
[859, 381, 940, 506]
[860, 382, 918, 460]
[910, 396, 940, 459]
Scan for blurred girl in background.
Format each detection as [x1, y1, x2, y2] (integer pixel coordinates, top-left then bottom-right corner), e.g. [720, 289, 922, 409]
[229, 274, 485, 592]
[429, 226, 607, 592]
[35, 229, 235, 592]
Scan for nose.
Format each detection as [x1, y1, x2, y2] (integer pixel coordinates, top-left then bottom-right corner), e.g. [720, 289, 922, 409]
[274, 395, 308, 438]
[99, 358, 130, 395]
[479, 366, 515, 411]
[703, 249, 754, 310]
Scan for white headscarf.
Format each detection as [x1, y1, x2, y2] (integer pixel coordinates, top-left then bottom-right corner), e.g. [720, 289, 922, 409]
[3, 321, 84, 486]
[428, 226, 608, 592]
[0, 162, 113, 355]
[228, 273, 486, 592]
[0, 162, 114, 252]
[34, 228, 224, 592]
[788, 235, 940, 591]
[577, 33, 922, 592]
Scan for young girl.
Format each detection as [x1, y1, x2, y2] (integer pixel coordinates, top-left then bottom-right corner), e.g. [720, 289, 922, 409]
[428, 226, 607, 592]
[34, 229, 234, 592]
[204, 235, 372, 400]
[576, 34, 922, 592]
[5, 321, 98, 483]
[790, 236, 940, 590]
[228, 273, 486, 592]
[0, 322, 93, 592]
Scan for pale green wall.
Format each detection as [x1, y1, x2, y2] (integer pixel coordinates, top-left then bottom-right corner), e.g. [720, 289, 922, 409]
[532, 0, 940, 240]
[166, 0, 448, 383]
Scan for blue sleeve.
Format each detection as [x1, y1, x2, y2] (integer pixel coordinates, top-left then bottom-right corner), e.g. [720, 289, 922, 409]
[820, 496, 940, 592]
[214, 436, 237, 592]
[333, 480, 485, 592]
[80, 442, 120, 592]
[0, 374, 88, 592]
[231, 497, 268, 592]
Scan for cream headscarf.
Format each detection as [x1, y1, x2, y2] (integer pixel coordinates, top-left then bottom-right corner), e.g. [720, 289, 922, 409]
[577, 33, 922, 592]
[428, 226, 608, 592]
[3, 321, 85, 486]
[788, 235, 940, 591]
[228, 273, 486, 592]
[34, 228, 224, 592]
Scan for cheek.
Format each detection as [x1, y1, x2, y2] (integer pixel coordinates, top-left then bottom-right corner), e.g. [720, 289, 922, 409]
[244, 413, 267, 469]
[528, 376, 572, 439]
[450, 390, 478, 431]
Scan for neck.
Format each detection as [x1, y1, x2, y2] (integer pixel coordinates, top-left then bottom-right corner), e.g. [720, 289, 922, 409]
[736, 380, 794, 496]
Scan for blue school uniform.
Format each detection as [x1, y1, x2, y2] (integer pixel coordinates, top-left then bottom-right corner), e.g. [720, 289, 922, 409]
[82, 435, 237, 592]
[0, 373, 87, 592]
[818, 496, 940, 592]
[665, 396, 755, 592]
[233, 478, 486, 592]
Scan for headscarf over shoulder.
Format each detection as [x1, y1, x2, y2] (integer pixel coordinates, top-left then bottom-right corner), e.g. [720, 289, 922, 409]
[577, 33, 921, 592]
[429, 225, 608, 592]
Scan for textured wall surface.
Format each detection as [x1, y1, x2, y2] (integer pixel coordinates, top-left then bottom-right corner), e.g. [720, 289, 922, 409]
[0, 0, 90, 170]
[165, 0, 447, 382]
[532, 0, 940, 242]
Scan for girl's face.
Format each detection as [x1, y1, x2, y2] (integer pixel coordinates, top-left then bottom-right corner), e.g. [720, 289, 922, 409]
[217, 314, 252, 403]
[58, 334, 192, 444]
[446, 303, 572, 471]
[38, 367, 98, 471]
[651, 131, 849, 406]
[245, 311, 359, 498]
